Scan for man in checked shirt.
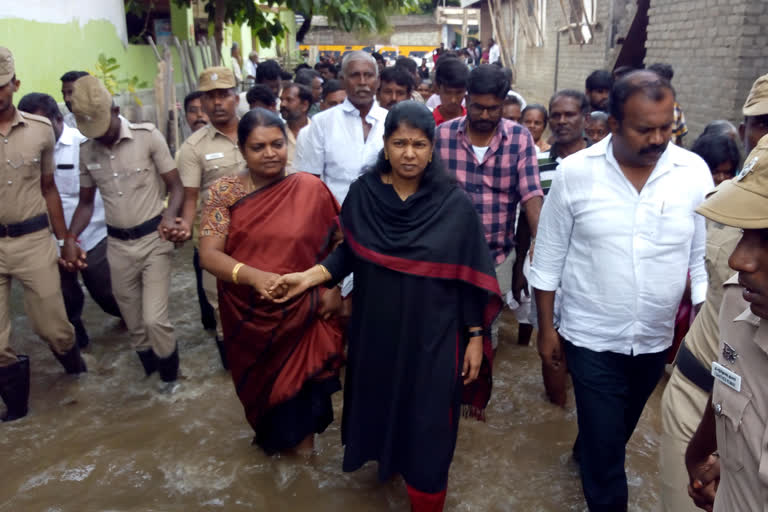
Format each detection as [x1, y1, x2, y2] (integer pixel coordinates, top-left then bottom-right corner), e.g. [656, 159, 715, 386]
[434, 64, 544, 349]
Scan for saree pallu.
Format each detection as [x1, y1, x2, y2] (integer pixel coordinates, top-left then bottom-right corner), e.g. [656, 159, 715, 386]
[218, 173, 344, 449]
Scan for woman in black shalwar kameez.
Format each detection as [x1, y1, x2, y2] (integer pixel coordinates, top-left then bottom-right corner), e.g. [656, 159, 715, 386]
[270, 101, 501, 512]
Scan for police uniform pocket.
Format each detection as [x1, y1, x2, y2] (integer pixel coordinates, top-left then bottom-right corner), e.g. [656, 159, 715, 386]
[713, 382, 750, 472]
[124, 162, 154, 191]
[7, 152, 41, 180]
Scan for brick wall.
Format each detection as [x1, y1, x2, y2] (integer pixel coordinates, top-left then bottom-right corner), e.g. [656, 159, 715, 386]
[645, 0, 768, 141]
[509, 0, 612, 108]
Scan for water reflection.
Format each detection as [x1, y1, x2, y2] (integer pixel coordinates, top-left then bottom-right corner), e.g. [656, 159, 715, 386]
[0, 246, 663, 511]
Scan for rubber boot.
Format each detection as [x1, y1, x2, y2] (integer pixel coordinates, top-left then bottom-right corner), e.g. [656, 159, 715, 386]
[215, 337, 229, 370]
[0, 356, 30, 422]
[136, 350, 158, 376]
[406, 483, 447, 512]
[157, 348, 179, 383]
[52, 344, 87, 374]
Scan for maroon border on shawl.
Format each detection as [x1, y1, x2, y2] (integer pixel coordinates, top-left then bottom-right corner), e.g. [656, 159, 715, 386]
[344, 229, 502, 298]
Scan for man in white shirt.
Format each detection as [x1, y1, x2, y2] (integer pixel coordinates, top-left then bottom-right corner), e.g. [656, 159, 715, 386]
[487, 38, 500, 65]
[294, 51, 387, 204]
[18, 93, 121, 349]
[529, 71, 713, 511]
[245, 51, 258, 82]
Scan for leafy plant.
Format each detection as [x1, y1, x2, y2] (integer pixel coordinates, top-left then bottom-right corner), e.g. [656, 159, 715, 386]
[88, 54, 150, 106]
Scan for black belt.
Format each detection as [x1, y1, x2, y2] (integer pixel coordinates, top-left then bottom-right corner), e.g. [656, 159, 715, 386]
[0, 213, 49, 238]
[107, 215, 162, 241]
[675, 340, 714, 393]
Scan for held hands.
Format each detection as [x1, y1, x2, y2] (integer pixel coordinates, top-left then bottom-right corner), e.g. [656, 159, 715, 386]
[158, 216, 191, 243]
[238, 266, 282, 300]
[687, 453, 720, 511]
[59, 237, 88, 272]
[268, 266, 328, 303]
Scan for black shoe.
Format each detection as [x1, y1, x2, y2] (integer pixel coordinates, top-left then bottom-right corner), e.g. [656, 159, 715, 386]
[73, 320, 90, 349]
[0, 356, 30, 422]
[215, 337, 229, 370]
[136, 350, 158, 376]
[157, 348, 179, 383]
[52, 344, 87, 375]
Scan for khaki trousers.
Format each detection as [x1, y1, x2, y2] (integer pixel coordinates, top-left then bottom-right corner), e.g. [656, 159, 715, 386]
[0, 230, 74, 367]
[201, 269, 223, 339]
[657, 366, 710, 512]
[107, 233, 176, 358]
[492, 249, 515, 348]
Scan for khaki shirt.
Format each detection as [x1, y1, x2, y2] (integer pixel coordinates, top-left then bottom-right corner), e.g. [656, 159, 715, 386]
[79, 118, 175, 229]
[0, 109, 55, 224]
[177, 123, 243, 213]
[684, 220, 742, 365]
[712, 275, 768, 512]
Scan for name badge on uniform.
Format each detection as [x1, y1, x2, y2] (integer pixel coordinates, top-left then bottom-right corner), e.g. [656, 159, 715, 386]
[205, 152, 224, 161]
[86, 163, 102, 171]
[712, 361, 742, 392]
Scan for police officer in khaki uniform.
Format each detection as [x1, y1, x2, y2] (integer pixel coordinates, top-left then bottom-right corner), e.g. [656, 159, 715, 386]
[658, 74, 768, 512]
[0, 47, 86, 422]
[685, 134, 768, 511]
[62, 75, 188, 384]
[178, 67, 243, 368]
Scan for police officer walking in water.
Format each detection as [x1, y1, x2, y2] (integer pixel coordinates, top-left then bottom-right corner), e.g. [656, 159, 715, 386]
[62, 75, 188, 385]
[0, 47, 86, 422]
[686, 134, 768, 511]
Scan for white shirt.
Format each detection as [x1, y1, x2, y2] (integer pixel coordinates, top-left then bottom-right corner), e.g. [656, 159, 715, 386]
[294, 97, 387, 204]
[529, 136, 713, 355]
[54, 125, 108, 252]
[489, 44, 500, 64]
[245, 59, 257, 79]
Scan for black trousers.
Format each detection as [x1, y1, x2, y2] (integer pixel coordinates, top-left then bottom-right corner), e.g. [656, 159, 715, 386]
[564, 340, 667, 512]
[59, 237, 122, 344]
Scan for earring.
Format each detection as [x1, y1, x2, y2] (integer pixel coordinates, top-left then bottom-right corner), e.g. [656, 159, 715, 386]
[384, 152, 389, 160]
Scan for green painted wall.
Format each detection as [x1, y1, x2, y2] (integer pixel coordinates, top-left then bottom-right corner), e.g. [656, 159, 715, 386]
[1, 17, 184, 101]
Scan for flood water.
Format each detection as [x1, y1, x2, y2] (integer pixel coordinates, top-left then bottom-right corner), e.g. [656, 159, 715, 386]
[1, 245, 665, 511]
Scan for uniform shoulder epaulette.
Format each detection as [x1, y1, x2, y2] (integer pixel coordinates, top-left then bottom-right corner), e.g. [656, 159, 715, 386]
[182, 126, 208, 146]
[19, 111, 52, 126]
[128, 122, 156, 131]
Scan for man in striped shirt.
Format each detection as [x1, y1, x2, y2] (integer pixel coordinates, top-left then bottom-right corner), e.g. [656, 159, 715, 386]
[513, 90, 590, 404]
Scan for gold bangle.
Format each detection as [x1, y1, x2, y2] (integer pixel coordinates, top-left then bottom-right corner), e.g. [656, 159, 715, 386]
[316, 264, 331, 281]
[232, 262, 245, 284]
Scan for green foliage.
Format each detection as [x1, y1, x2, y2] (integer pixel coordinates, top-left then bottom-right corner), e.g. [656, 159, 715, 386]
[173, 0, 422, 47]
[88, 54, 150, 106]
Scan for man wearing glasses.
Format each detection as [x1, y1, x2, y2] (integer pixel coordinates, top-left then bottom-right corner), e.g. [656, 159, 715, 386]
[435, 64, 543, 349]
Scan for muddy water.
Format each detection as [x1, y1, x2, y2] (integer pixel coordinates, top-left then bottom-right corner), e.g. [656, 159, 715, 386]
[0, 246, 665, 511]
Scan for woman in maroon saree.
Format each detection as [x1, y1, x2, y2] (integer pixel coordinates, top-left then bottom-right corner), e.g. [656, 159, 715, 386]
[271, 102, 502, 511]
[199, 109, 344, 455]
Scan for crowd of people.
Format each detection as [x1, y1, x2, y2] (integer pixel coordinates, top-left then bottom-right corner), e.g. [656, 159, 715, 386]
[1, 40, 768, 511]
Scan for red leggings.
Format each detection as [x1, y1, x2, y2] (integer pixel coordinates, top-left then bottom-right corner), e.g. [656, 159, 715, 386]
[406, 483, 447, 512]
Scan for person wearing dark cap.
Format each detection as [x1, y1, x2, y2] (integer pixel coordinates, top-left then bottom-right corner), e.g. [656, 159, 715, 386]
[62, 75, 187, 385]
[685, 133, 768, 512]
[658, 73, 768, 512]
[0, 47, 86, 422]
[178, 67, 244, 369]
[584, 70, 613, 112]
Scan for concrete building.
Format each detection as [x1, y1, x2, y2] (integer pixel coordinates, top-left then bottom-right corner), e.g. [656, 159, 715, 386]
[468, 0, 768, 140]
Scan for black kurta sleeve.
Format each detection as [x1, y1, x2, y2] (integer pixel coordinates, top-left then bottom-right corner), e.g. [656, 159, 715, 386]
[461, 282, 488, 330]
[321, 241, 354, 287]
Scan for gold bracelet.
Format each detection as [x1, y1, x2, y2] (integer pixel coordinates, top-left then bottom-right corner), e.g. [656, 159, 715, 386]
[316, 264, 331, 281]
[232, 262, 245, 284]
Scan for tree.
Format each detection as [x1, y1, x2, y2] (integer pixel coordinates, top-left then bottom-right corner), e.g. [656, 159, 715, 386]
[174, 0, 421, 57]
